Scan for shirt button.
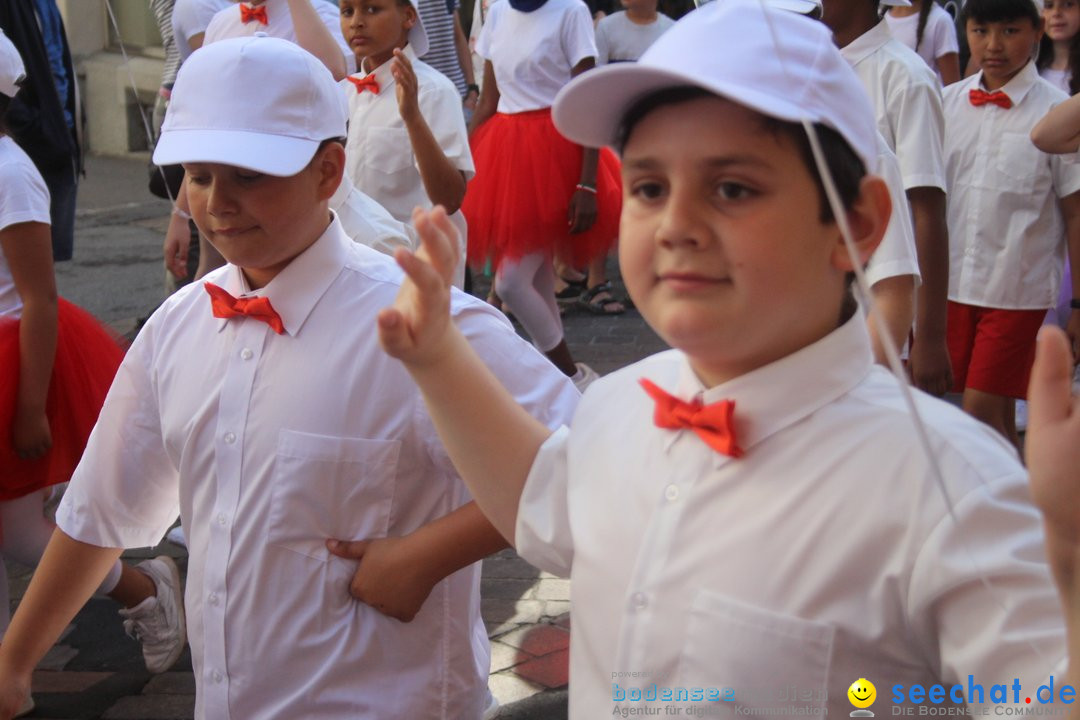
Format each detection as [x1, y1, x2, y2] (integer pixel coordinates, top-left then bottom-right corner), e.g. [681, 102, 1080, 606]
[209, 592, 219, 605]
[212, 669, 223, 683]
[664, 484, 679, 501]
[224, 432, 236, 444]
[240, 348, 253, 360]
[217, 513, 227, 526]
[630, 592, 648, 611]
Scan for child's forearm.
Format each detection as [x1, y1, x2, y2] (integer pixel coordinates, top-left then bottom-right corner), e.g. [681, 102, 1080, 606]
[936, 53, 960, 87]
[868, 274, 916, 365]
[0, 531, 123, 681]
[452, 12, 475, 87]
[408, 502, 509, 582]
[16, 293, 57, 416]
[1033, 94, 1080, 155]
[405, 114, 468, 214]
[908, 187, 952, 391]
[286, 0, 348, 80]
[405, 325, 552, 543]
[467, 62, 499, 136]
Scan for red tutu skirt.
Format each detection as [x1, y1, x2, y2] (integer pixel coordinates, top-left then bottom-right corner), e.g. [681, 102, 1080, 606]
[464, 108, 622, 270]
[0, 299, 126, 500]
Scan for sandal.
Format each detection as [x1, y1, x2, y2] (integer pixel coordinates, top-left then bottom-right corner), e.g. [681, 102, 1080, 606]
[577, 282, 626, 315]
[555, 280, 586, 303]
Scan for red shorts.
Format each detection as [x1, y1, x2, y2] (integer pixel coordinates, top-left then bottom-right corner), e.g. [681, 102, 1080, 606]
[946, 301, 1047, 399]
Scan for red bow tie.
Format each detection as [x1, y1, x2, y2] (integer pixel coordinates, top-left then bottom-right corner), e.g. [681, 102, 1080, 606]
[347, 74, 381, 95]
[640, 379, 743, 457]
[240, 4, 269, 24]
[969, 88, 1012, 109]
[205, 282, 285, 334]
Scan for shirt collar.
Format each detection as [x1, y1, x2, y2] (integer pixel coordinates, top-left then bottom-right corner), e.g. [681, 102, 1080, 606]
[974, 58, 1039, 106]
[839, 20, 892, 67]
[355, 43, 419, 92]
[664, 313, 874, 458]
[215, 213, 350, 337]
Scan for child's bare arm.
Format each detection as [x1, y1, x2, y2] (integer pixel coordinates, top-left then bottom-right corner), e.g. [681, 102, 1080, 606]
[326, 502, 507, 621]
[936, 53, 960, 87]
[0, 531, 123, 719]
[467, 61, 499, 136]
[393, 50, 468, 214]
[286, 0, 348, 80]
[907, 187, 953, 396]
[1033, 95, 1080, 155]
[867, 274, 916, 365]
[1027, 326, 1080, 715]
[0, 222, 57, 459]
[567, 57, 598, 234]
[379, 207, 553, 542]
[1061, 191, 1080, 362]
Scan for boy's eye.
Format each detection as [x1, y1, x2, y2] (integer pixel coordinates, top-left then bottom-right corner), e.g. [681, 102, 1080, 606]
[716, 182, 754, 201]
[236, 171, 264, 182]
[630, 180, 665, 200]
[187, 174, 210, 186]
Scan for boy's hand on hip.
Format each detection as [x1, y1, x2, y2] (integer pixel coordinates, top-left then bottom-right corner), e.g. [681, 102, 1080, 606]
[1027, 326, 1080, 542]
[326, 536, 438, 622]
[392, 49, 421, 125]
[378, 206, 460, 368]
[908, 338, 953, 397]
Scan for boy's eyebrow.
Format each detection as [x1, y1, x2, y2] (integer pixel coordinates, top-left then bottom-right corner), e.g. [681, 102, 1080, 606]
[622, 154, 773, 171]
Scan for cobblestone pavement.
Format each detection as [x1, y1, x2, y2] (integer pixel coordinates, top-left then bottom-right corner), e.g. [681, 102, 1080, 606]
[6, 154, 668, 719]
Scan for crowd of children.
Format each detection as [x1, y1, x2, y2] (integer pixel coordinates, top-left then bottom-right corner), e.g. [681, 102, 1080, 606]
[0, 0, 1080, 719]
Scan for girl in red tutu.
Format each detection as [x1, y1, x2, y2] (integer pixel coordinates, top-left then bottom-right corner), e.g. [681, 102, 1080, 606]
[0, 31, 186, 706]
[464, 0, 621, 388]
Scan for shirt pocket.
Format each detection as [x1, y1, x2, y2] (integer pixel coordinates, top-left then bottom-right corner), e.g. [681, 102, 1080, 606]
[364, 127, 415, 176]
[679, 590, 834, 712]
[995, 131, 1041, 195]
[266, 429, 400, 562]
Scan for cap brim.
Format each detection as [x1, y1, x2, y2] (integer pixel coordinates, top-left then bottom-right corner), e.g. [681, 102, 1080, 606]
[552, 63, 813, 150]
[153, 128, 320, 176]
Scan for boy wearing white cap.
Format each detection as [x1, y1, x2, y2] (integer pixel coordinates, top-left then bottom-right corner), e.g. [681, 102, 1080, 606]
[822, 0, 954, 400]
[0, 35, 577, 720]
[374, 3, 1070, 717]
[340, 0, 474, 286]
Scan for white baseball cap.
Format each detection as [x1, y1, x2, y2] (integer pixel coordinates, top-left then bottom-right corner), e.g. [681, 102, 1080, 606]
[878, 0, 913, 8]
[153, 34, 348, 176]
[762, 0, 822, 12]
[0, 27, 25, 99]
[403, 0, 430, 57]
[552, 0, 879, 173]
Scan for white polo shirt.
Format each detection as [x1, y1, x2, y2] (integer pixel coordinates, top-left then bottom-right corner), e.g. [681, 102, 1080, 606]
[0, 137, 51, 320]
[841, 20, 947, 192]
[476, 0, 596, 113]
[171, 0, 230, 61]
[57, 217, 580, 720]
[204, 0, 355, 72]
[883, 5, 959, 83]
[516, 314, 1065, 718]
[343, 43, 474, 225]
[944, 61, 1080, 310]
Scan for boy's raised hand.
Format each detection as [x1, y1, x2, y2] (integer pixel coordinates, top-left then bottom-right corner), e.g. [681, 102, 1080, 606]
[392, 48, 421, 125]
[378, 206, 460, 367]
[1027, 325, 1080, 539]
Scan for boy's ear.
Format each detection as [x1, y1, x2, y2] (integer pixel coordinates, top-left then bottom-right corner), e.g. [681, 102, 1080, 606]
[403, 4, 418, 30]
[313, 142, 346, 202]
[831, 175, 890, 272]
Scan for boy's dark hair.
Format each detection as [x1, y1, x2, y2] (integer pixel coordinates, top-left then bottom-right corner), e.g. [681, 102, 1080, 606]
[616, 86, 867, 224]
[961, 0, 1041, 26]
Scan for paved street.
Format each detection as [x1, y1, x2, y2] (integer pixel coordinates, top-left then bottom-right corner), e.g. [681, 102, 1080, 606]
[7, 153, 668, 719]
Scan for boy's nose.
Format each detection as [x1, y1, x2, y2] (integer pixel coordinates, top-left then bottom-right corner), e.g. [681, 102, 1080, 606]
[655, 191, 708, 249]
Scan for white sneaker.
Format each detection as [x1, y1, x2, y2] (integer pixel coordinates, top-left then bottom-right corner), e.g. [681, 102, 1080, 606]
[572, 362, 600, 393]
[119, 556, 187, 674]
[166, 525, 187, 548]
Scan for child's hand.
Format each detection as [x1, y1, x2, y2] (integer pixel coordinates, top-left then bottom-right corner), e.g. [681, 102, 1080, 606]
[0, 672, 31, 720]
[1027, 326, 1080, 542]
[392, 48, 421, 125]
[567, 187, 598, 234]
[163, 215, 192, 281]
[378, 206, 460, 368]
[325, 536, 439, 622]
[12, 406, 51, 460]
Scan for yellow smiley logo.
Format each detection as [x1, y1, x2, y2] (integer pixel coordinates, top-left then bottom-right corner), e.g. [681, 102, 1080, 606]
[848, 678, 876, 709]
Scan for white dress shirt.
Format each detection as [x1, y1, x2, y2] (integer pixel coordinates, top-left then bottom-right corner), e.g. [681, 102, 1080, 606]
[841, 20, 947, 192]
[0, 137, 51, 320]
[476, 0, 597, 113]
[867, 133, 921, 288]
[57, 217, 579, 719]
[516, 314, 1065, 718]
[204, 0, 355, 73]
[171, 0, 230, 61]
[944, 61, 1080, 309]
[329, 174, 416, 257]
[343, 44, 474, 225]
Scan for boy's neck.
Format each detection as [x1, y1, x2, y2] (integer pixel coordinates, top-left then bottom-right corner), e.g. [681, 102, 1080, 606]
[361, 42, 407, 75]
[625, 6, 659, 23]
[830, 12, 880, 49]
[981, 59, 1029, 91]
